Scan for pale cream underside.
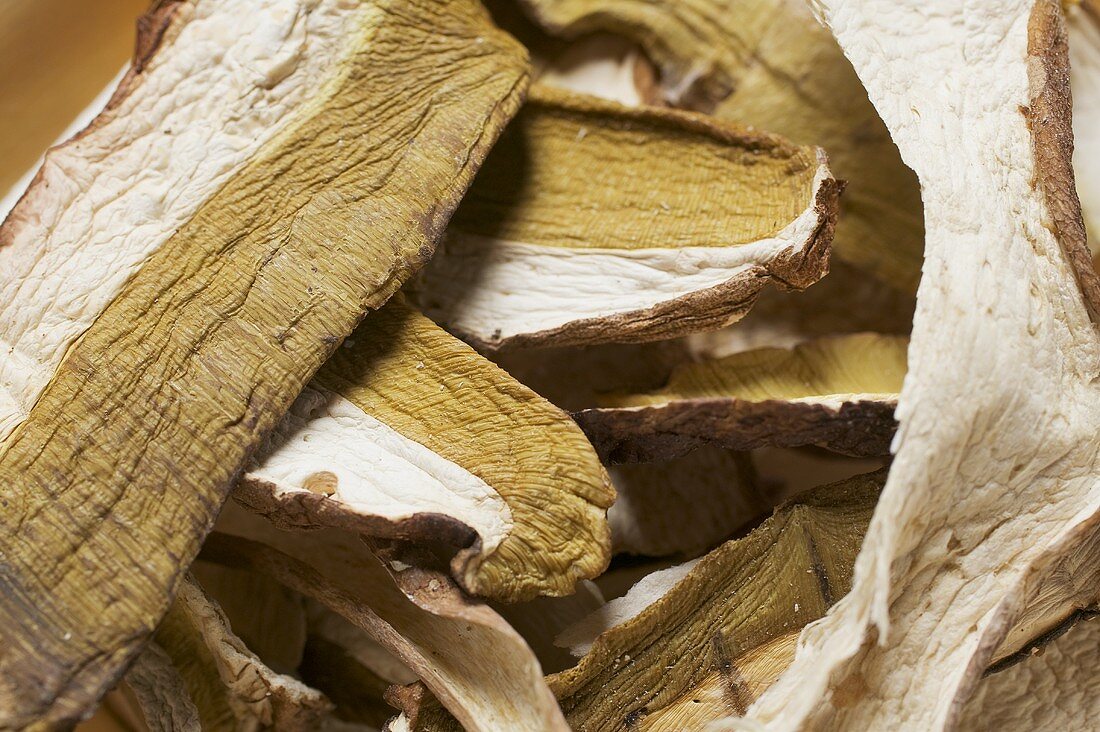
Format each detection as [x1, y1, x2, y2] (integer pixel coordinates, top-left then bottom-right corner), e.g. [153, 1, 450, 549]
[418, 165, 830, 343]
[0, 0, 373, 442]
[746, 2, 1100, 730]
[538, 34, 646, 106]
[246, 385, 513, 553]
[1070, 4, 1100, 252]
[554, 557, 701, 657]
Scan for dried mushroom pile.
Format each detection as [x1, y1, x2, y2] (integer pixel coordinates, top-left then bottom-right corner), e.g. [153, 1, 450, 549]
[1, 0, 1099, 730]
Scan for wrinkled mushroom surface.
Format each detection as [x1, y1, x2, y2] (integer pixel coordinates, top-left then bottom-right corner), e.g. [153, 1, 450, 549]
[0, 0, 528, 724]
[236, 296, 613, 602]
[747, 1, 1100, 729]
[413, 84, 840, 350]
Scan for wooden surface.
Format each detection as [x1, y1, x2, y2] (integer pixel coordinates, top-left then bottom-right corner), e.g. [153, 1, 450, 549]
[0, 0, 148, 196]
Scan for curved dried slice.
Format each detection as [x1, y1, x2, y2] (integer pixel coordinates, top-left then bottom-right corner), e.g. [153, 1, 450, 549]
[576, 333, 906, 462]
[0, 1, 528, 724]
[518, 0, 923, 291]
[746, 2, 1100, 730]
[403, 470, 883, 731]
[123, 644, 202, 732]
[190, 563, 308, 675]
[150, 575, 332, 731]
[1070, 0, 1100, 255]
[493, 581, 606, 675]
[235, 296, 613, 602]
[608, 447, 769, 557]
[299, 604, 416, 728]
[205, 503, 568, 732]
[413, 84, 840, 350]
[960, 617, 1100, 731]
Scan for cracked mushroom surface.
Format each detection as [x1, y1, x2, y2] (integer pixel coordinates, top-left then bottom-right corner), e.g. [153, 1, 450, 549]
[236, 296, 614, 602]
[743, 1, 1100, 729]
[0, 0, 528, 725]
[413, 84, 840, 350]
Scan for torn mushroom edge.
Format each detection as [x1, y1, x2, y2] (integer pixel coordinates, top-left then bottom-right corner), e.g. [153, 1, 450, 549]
[574, 396, 898, 463]
[450, 89, 842, 352]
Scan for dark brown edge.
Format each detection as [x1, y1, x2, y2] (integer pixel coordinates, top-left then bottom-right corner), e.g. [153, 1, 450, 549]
[454, 172, 841, 352]
[574, 396, 897, 463]
[984, 608, 1100, 676]
[1025, 0, 1100, 320]
[233, 477, 480, 548]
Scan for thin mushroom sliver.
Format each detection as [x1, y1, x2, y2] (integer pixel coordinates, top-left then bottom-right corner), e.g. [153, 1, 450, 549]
[397, 469, 884, 731]
[145, 576, 332, 732]
[747, 1, 1100, 729]
[0, 0, 528, 725]
[413, 84, 841, 350]
[576, 333, 906, 462]
[235, 296, 614, 602]
[516, 0, 924, 292]
[203, 503, 569, 732]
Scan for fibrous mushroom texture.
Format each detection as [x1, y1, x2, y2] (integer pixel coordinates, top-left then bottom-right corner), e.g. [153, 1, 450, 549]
[576, 333, 906, 462]
[413, 84, 840, 350]
[6, 0, 1100, 728]
[745, 1, 1100, 729]
[0, 0, 527, 725]
[235, 295, 614, 602]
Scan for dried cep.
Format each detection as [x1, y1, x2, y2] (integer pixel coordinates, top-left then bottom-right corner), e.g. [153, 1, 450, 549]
[0, 0, 528, 725]
[517, 0, 925, 290]
[402, 470, 881, 731]
[576, 333, 906, 462]
[122, 644, 203, 732]
[747, 1, 1100, 729]
[413, 84, 840, 350]
[205, 503, 567, 732]
[140, 575, 332, 731]
[236, 295, 613, 602]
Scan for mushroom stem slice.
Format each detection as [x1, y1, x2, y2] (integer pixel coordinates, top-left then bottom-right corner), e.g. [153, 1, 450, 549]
[576, 333, 906, 462]
[0, 0, 528, 724]
[413, 84, 840, 350]
[516, 0, 924, 291]
[746, 1, 1100, 729]
[236, 295, 614, 602]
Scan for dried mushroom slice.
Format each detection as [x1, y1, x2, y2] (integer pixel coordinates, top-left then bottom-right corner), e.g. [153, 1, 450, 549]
[1070, 0, 1100, 256]
[959, 617, 1100, 731]
[123, 644, 203, 732]
[518, 0, 924, 291]
[235, 296, 613, 602]
[0, 0, 528, 724]
[150, 575, 332, 731]
[576, 333, 906, 462]
[402, 470, 883, 731]
[746, 1, 1100, 729]
[205, 503, 568, 732]
[608, 447, 770, 557]
[413, 84, 840, 350]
